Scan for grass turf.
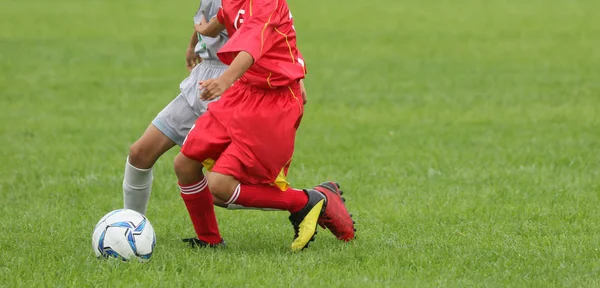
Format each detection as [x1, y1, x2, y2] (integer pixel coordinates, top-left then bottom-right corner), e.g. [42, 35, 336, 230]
[1, 0, 599, 286]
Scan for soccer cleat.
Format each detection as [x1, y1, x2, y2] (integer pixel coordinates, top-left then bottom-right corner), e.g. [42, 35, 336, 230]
[182, 237, 226, 248]
[289, 189, 327, 251]
[314, 182, 355, 241]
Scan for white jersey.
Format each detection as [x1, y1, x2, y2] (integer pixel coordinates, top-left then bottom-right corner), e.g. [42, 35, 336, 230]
[193, 0, 228, 60]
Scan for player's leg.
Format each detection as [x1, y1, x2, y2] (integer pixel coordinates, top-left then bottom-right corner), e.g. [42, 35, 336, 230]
[123, 124, 176, 214]
[123, 86, 201, 215]
[211, 175, 357, 242]
[207, 170, 326, 251]
[175, 110, 230, 247]
[206, 83, 328, 251]
[174, 153, 224, 247]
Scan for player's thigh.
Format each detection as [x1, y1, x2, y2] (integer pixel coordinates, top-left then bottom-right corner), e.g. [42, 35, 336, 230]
[180, 110, 231, 170]
[151, 93, 200, 147]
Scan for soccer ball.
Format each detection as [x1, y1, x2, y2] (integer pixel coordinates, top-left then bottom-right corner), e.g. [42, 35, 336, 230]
[92, 209, 156, 261]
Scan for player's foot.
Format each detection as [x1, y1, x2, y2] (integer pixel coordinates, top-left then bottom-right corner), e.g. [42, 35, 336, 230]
[182, 237, 226, 248]
[314, 182, 356, 241]
[288, 189, 327, 252]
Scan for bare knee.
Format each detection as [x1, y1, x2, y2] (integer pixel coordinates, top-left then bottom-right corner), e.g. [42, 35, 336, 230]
[207, 172, 239, 202]
[129, 125, 176, 169]
[173, 153, 204, 184]
[129, 141, 159, 169]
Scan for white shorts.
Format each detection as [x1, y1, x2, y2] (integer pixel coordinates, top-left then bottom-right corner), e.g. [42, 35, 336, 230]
[152, 60, 227, 146]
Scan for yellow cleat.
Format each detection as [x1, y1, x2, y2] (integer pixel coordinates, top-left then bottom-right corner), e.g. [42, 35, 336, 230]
[289, 189, 327, 251]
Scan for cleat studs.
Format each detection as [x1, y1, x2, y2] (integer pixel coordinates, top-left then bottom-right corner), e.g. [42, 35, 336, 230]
[339, 190, 344, 195]
[342, 197, 346, 202]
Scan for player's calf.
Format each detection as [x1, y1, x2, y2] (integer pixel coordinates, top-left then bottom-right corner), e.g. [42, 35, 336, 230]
[217, 181, 325, 251]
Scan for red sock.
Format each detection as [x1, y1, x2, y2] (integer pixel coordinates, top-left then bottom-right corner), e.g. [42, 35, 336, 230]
[179, 177, 222, 244]
[227, 184, 309, 213]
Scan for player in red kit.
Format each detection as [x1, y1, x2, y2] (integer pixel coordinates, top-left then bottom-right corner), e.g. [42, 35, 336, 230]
[174, 0, 355, 251]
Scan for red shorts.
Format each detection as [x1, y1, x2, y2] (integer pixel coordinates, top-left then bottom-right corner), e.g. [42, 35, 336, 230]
[181, 81, 304, 190]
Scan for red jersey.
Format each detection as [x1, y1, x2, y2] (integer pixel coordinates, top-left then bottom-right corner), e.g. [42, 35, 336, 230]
[216, 0, 306, 88]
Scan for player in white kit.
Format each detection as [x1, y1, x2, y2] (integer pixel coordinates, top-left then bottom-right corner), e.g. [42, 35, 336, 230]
[122, 0, 228, 216]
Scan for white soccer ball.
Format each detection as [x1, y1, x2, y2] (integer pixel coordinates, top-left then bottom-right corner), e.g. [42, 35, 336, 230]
[92, 209, 156, 261]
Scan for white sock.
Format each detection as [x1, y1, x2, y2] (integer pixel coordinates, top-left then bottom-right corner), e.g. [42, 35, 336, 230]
[123, 157, 153, 215]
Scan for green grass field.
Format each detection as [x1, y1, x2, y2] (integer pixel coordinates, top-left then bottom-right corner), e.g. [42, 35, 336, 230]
[1, 0, 600, 286]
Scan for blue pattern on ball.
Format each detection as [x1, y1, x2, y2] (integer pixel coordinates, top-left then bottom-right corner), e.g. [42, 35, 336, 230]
[97, 229, 107, 256]
[133, 218, 146, 233]
[127, 230, 137, 254]
[108, 221, 134, 229]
